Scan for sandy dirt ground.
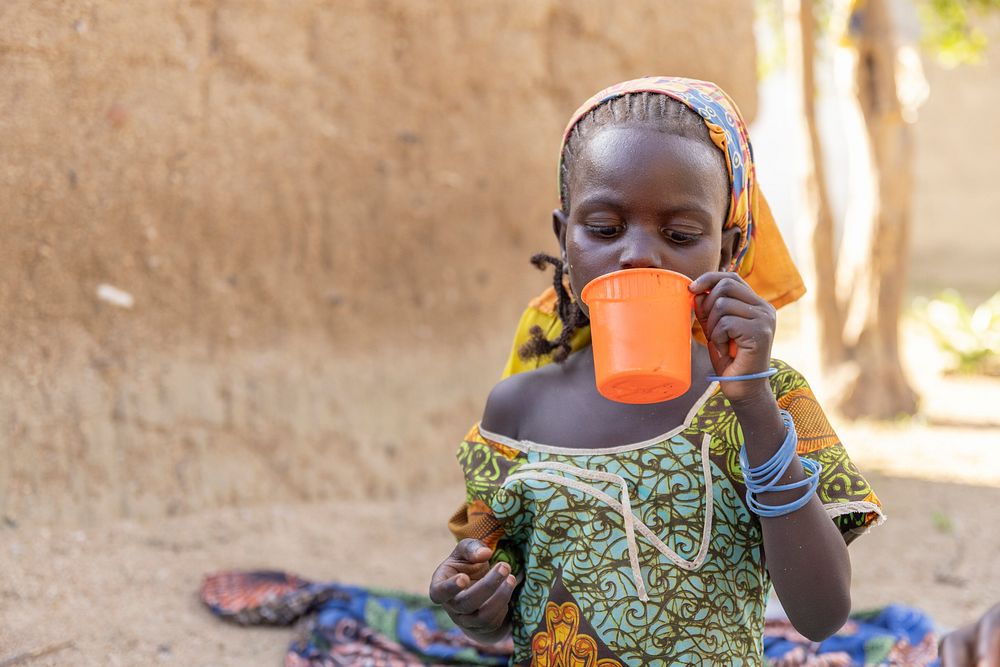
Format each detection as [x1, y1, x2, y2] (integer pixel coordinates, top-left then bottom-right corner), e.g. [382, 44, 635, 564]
[0, 472, 998, 666]
[3, 413, 999, 666]
[3, 326, 999, 666]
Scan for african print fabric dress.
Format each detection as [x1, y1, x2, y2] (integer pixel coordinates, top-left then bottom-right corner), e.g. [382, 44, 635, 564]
[449, 360, 884, 666]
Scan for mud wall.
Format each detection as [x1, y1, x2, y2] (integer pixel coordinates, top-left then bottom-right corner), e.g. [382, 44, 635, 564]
[910, 15, 1000, 299]
[0, 0, 758, 524]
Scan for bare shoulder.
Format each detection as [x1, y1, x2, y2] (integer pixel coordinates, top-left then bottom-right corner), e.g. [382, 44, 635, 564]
[480, 370, 548, 440]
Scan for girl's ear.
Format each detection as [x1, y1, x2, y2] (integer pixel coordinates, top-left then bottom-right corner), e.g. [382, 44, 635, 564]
[552, 209, 569, 262]
[719, 226, 743, 271]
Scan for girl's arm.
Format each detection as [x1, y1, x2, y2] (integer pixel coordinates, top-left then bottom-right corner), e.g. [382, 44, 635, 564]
[691, 272, 851, 641]
[431, 383, 530, 644]
[731, 384, 851, 641]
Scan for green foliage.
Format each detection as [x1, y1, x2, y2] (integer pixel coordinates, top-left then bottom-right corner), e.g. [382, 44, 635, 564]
[862, 635, 895, 664]
[813, 0, 834, 35]
[931, 510, 954, 533]
[912, 290, 1000, 375]
[755, 0, 787, 79]
[756, 0, 1000, 71]
[917, 0, 1000, 66]
[753, 0, 835, 79]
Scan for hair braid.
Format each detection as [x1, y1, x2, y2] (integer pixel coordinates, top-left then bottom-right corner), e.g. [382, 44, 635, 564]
[517, 253, 589, 364]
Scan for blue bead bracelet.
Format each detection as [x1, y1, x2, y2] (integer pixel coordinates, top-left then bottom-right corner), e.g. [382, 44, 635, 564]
[739, 409, 822, 518]
[707, 367, 778, 383]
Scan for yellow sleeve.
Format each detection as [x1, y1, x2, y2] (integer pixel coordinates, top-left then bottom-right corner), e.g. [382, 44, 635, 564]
[500, 287, 591, 379]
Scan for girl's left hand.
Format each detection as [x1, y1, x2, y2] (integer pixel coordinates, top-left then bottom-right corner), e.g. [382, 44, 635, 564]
[939, 601, 1000, 666]
[689, 271, 776, 402]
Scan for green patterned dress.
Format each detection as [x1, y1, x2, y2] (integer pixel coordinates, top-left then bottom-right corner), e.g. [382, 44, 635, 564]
[449, 360, 883, 666]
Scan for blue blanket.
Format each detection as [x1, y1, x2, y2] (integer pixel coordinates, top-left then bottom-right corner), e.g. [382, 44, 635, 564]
[201, 570, 940, 666]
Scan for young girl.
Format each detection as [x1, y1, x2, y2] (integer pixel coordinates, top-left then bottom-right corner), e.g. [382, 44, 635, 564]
[428, 77, 883, 665]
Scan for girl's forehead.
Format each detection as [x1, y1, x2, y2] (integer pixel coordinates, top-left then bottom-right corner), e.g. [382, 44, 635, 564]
[569, 126, 729, 206]
[580, 125, 711, 164]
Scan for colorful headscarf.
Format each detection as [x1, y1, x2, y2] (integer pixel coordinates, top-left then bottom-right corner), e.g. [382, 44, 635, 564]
[503, 77, 805, 377]
[560, 76, 804, 307]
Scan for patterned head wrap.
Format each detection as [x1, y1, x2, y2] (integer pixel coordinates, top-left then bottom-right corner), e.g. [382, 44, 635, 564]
[559, 76, 804, 309]
[501, 77, 805, 377]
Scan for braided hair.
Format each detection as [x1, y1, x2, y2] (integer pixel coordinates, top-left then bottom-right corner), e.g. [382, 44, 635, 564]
[520, 91, 728, 364]
[518, 253, 588, 363]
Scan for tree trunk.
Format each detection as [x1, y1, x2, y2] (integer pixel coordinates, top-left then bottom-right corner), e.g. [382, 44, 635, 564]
[785, 0, 846, 371]
[834, 0, 919, 418]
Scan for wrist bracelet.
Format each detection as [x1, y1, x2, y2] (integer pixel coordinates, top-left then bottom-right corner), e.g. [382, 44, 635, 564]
[739, 410, 797, 491]
[708, 367, 778, 382]
[746, 459, 821, 517]
[739, 410, 822, 518]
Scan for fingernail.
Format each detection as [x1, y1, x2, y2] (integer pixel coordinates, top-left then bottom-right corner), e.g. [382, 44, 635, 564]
[498, 563, 510, 576]
[506, 575, 517, 587]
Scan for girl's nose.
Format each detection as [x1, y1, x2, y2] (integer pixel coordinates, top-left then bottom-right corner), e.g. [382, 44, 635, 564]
[618, 233, 664, 270]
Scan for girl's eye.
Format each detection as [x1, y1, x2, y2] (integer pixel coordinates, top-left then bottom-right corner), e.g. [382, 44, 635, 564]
[664, 230, 698, 244]
[586, 224, 623, 239]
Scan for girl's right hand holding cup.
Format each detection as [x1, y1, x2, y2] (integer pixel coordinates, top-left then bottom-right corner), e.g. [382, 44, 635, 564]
[429, 538, 516, 643]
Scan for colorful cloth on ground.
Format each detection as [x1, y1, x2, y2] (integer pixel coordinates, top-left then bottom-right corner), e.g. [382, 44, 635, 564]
[201, 570, 940, 666]
[765, 605, 940, 667]
[201, 570, 511, 666]
[449, 360, 884, 665]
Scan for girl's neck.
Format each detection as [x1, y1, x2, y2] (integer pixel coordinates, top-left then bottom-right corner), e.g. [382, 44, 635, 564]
[510, 339, 716, 449]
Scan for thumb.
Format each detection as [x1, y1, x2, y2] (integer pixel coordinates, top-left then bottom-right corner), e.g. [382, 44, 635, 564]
[452, 538, 493, 564]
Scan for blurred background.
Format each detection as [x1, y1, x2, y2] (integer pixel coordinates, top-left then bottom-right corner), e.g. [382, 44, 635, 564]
[1, 1, 998, 664]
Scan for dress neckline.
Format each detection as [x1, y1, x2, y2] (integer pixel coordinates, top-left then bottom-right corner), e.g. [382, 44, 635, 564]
[477, 382, 719, 455]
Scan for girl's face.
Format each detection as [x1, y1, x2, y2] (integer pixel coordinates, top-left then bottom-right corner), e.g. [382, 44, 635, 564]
[555, 125, 740, 316]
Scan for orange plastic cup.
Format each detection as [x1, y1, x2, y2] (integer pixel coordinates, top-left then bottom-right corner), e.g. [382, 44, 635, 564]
[580, 268, 694, 404]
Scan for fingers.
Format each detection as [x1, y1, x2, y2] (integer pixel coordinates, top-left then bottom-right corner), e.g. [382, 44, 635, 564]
[702, 311, 771, 361]
[689, 271, 747, 296]
[692, 273, 774, 362]
[712, 318, 738, 360]
[976, 604, 1000, 666]
[940, 623, 976, 666]
[692, 273, 761, 316]
[451, 562, 512, 614]
[431, 557, 517, 637]
[454, 566, 517, 631]
[428, 539, 494, 605]
[429, 571, 468, 605]
[703, 299, 757, 341]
